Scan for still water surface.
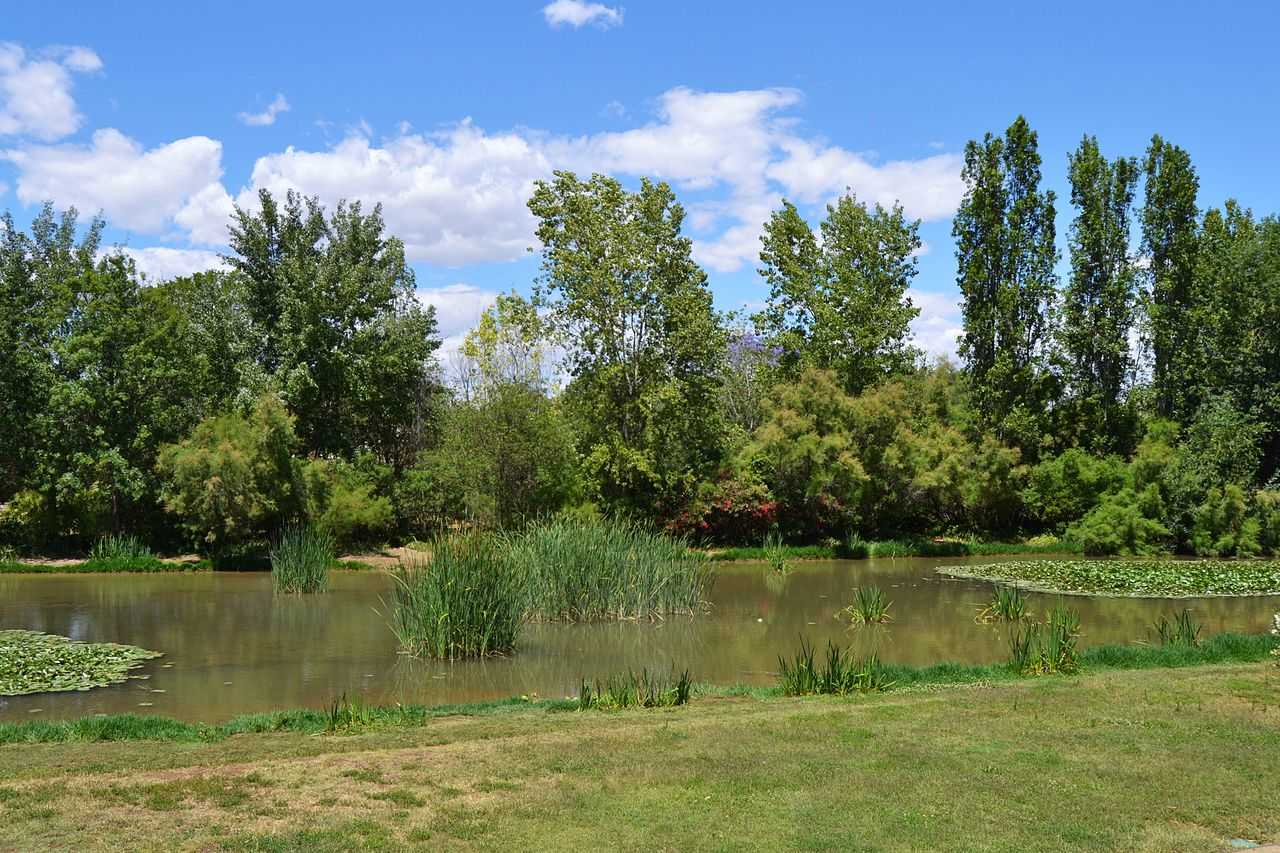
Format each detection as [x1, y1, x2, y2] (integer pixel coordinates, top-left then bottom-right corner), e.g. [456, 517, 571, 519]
[2, 557, 1277, 722]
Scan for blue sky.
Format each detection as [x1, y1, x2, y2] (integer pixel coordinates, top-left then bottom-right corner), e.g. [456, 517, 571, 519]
[3, 1, 1279, 357]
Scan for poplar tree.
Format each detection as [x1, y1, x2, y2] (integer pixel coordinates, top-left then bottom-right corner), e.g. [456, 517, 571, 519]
[1060, 135, 1139, 449]
[1140, 135, 1200, 422]
[953, 116, 1058, 450]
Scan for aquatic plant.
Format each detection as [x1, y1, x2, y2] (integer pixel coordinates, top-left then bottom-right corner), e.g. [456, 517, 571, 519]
[270, 523, 334, 593]
[763, 531, 790, 574]
[0, 630, 163, 695]
[937, 558, 1280, 596]
[324, 692, 377, 732]
[1152, 608, 1201, 647]
[977, 584, 1027, 623]
[512, 518, 712, 621]
[89, 534, 153, 562]
[1272, 612, 1279, 666]
[389, 532, 524, 659]
[777, 637, 894, 695]
[1007, 604, 1080, 675]
[577, 668, 692, 710]
[842, 585, 892, 626]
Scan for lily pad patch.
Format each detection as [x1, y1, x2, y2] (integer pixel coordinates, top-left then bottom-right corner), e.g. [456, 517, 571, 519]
[0, 630, 163, 696]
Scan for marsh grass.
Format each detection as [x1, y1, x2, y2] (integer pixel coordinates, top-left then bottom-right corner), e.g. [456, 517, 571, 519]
[777, 637, 895, 695]
[270, 524, 334, 593]
[763, 532, 790, 575]
[1008, 604, 1080, 674]
[842, 585, 892, 626]
[1152, 608, 1202, 647]
[977, 584, 1027, 623]
[89, 534, 152, 562]
[513, 518, 712, 621]
[577, 668, 692, 710]
[389, 532, 524, 659]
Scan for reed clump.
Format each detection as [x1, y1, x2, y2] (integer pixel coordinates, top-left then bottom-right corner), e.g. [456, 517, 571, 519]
[777, 637, 895, 695]
[1008, 604, 1080, 674]
[842, 585, 893, 626]
[1152, 608, 1201, 647]
[270, 523, 334, 593]
[577, 668, 692, 710]
[977, 585, 1027, 623]
[512, 518, 712, 622]
[389, 532, 524, 660]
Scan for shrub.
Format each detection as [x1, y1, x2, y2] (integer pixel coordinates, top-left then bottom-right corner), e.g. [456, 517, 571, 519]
[1068, 486, 1170, 556]
[1023, 448, 1129, 531]
[1191, 484, 1261, 557]
[389, 532, 524, 659]
[270, 524, 334, 594]
[157, 394, 303, 552]
[302, 458, 394, 549]
[512, 518, 712, 621]
[665, 470, 776, 545]
[1257, 490, 1280, 556]
[0, 490, 55, 552]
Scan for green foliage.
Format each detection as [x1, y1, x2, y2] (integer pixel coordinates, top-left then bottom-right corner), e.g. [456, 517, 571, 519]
[89, 534, 152, 562]
[756, 194, 921, 394]
[157, 394, 303, 552]
[1191, 485, 1261, 557]
[1152, 609, 1201, 647]
[1007, 604, 1080, 675]
[0, 630, 162, 695]
[529, 171, 726, 517]
[978, 585, 1027, 623]
[777, 638, 895, 696]
[1068, 486, 1170, 556]
[953, 116, 1058, 448]
[1059, 135, 1140, 452]
[577, 669, 692, 710]
[1023, 448, 1129, 531]
[762, 531, 789, 574]
[1256, 490, 1280, 555]
[270, 524, 334, 594]
[389, 532, 525, 659]
[513, 518, 712, 621]
[842, 585, 893, 625]
[940, 558, 1280, 596]
[301, 457, 393, 549]
[0, 490, 55, 551]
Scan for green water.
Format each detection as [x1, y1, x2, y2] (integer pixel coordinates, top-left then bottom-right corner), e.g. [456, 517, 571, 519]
[1, 557, 1276, 722]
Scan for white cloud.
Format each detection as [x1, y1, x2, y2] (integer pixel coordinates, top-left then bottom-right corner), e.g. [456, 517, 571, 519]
[542, 0, 623, 29]
[239, 123, 551, 264]
[907, 287, 962, 361]
[0, 42, 101, 141]
[417, 282, 500, 340]
[106, 247, 227, 282]
[238, 93, 290, 127]
[3, 128, 225, 238]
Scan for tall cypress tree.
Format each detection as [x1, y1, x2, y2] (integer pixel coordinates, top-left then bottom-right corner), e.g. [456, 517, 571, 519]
[1060, 135, 1139, 449]
[953, 116, 1058, 451]
[1140, 135, 1200, 422]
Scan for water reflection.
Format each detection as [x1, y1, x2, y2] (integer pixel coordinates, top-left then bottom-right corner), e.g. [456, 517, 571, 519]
[1, 558, 1277, 722]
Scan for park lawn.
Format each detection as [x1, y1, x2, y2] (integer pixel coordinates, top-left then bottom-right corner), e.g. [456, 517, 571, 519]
[0, 663, 1277, 852]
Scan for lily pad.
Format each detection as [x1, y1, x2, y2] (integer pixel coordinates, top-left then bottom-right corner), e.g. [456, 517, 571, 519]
[0, 630, 163, 696]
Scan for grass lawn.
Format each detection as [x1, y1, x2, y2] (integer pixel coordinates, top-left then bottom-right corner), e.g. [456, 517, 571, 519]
[1, 663, 1278, 851]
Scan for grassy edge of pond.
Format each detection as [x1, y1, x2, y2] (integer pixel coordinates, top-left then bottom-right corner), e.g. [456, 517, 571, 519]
[0, 557, 381, 575]
[2, 662, 1279, 852]
[939, 558, 1280, 597]
[3, 630, 1273, 745]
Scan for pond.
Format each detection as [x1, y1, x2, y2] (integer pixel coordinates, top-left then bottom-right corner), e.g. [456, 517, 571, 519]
[2, 557, 1277, 722]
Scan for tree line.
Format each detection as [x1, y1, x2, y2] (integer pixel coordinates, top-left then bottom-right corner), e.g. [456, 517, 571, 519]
[2, 116, 1279, 558]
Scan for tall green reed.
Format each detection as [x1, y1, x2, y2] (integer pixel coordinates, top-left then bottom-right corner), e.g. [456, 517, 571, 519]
[270, 524, 334, 593]
[511, 518, 712, 621]
[89, 534, 153, 562]
[1007, 603, 1080, 674]
[1152, 608, 1201, 647]
[777, 637, 895, 695]
[977, 584, 1027, 623]
[842, 585, 893, 626]
[577, 668, 692, 710]
[389, 532, 524, 659]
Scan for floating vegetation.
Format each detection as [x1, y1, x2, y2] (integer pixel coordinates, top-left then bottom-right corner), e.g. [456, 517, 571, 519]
[389, 532, 524, 660]
[0, 630, 163, 696]
[977, 585, 1027, 623]
[513, 518, 712, 621]
[577, 668, 692, 710]
[841, 585, 892, 626]
[1152, 609, 1202, 647]
[270, 523, 334, 594]
[938, 559, 1280, 597]
[777, 637, 895, 695]
[1007, 604, 1080, 675]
